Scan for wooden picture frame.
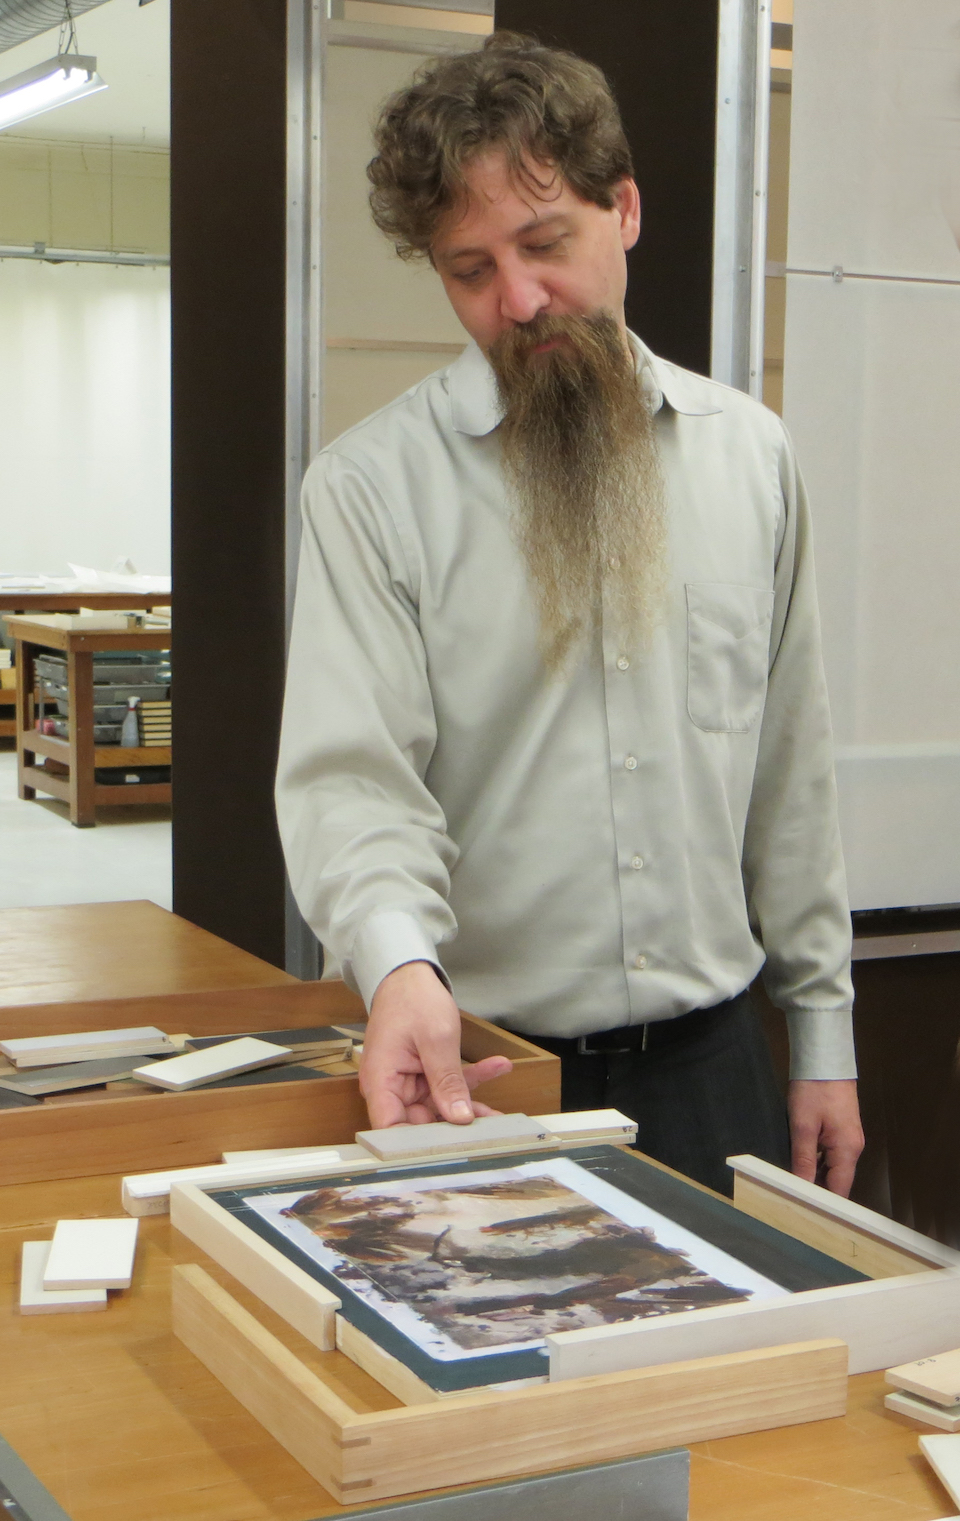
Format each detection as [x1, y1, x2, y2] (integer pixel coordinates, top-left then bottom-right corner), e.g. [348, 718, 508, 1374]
[165, 1142, 884, 1502]
[165, 1142, 960, 1503]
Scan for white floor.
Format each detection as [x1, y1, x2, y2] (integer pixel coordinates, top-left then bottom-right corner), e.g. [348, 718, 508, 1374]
[0, 746, 172, 910]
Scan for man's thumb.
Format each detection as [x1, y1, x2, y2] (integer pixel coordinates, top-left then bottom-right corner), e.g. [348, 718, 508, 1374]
[422, 1046, 474, 1125]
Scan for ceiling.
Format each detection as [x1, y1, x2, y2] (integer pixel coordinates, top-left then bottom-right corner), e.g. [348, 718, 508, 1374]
[0, 0, 168, 147]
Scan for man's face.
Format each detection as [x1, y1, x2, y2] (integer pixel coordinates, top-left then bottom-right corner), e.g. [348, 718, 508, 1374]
[430, 149, 641, 353]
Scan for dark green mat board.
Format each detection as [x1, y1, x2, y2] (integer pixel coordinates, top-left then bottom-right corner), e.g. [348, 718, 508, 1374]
[209, 1144, 868, 1395]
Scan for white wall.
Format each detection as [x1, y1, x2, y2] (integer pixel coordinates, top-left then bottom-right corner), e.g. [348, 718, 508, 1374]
[0, 258, 170, 576]
[783, 0, 960, 910]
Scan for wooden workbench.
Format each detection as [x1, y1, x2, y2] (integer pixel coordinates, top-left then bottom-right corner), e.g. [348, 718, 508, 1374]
[0, 901, 294, 1009]
[6, 616, 173, 827]
[0, 902, 952, 1518]
[0, 1169, 953, 1521]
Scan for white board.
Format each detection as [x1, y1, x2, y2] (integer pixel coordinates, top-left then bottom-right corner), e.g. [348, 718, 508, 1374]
[783, 0, 960, 909]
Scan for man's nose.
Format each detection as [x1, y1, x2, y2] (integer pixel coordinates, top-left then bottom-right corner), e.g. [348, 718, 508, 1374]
[496, 264, 550, 326]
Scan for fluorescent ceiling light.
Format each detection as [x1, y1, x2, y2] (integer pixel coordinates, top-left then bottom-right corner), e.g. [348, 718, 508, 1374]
[0, 55, 106, 133]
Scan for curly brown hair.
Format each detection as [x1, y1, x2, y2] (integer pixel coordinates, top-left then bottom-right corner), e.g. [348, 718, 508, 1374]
[367, 31, 634, 261]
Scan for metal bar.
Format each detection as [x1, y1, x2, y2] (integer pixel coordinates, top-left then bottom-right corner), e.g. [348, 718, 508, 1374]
[283, 0, 324, 979]
[774, 261, 960, 289]
[334, 0, 493, 12]
[747, 0, 772, 399]
[0, 244, 168, 266]
[711, 0, 770, 396]
[0, 1433, 73, 1521]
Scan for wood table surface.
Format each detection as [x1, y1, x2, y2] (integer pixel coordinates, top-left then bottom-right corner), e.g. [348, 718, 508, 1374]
[0, 1169, 953, 1521]
[0, 901, 295, 1008]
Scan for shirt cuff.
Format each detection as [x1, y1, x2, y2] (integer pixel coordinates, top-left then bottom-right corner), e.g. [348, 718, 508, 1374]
[786, 1008, 857, 1080]
[348, 910, 451, 1010]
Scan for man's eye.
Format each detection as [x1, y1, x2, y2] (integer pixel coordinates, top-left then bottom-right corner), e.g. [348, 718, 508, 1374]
[453, 268, 484, 284]
[526, 238, 563, 255]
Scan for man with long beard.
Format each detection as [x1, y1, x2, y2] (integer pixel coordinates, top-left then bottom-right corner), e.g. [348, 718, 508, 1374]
[276, 34, 864, 1196]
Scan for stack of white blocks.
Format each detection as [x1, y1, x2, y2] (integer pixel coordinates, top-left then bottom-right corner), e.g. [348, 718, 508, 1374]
[20, 1218, 139, 1315]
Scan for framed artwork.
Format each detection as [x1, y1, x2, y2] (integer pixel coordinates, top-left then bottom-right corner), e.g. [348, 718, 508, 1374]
[203, 1145, 866, 1394]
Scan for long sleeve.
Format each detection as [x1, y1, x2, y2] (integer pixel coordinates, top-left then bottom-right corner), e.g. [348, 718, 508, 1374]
[741, 427, 856, 1080]
[275, 448, 459, 1007]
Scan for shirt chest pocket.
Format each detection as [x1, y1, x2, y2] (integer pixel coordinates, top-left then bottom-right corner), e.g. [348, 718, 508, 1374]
[686, 582, 774, 733]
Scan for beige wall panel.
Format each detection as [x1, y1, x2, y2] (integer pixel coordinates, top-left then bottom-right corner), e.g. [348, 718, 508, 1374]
[0, 139, 168, 253]
[50, 149, 113, 251]
[324, 348, 460, 442]
[0, 141, 51, 246]
[324, 45, 469, 345]
[113, 161, 171, 254]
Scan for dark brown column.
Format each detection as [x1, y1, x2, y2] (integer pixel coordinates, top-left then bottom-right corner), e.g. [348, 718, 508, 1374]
[170, 0, 288, 966]
[494, 0, 720, 375]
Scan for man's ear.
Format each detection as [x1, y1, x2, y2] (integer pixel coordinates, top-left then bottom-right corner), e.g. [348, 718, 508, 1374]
[613, 177, 641, 252]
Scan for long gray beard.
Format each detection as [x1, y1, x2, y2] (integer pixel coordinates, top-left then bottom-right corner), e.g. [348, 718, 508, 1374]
[490, 312, 667, 669]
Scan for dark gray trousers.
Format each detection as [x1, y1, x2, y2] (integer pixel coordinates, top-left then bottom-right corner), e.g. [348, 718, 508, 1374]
[526, 990, 791, 1197]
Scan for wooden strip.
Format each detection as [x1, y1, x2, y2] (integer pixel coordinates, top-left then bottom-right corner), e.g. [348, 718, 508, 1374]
[339, 1339, 848, 1501]
[885, 1389, 960, 1430]
[547, 1268, 960, 1380]
[887, 1348, 960, 1406]
[728, 1155, 960, 1270]
[171, 1264, 358, 1503]
[0, 1026, 175, 1067]
[734, 1174, 936, 1279]
[336, 1316, 442, 1406]
[170, 1183, 340, 1351]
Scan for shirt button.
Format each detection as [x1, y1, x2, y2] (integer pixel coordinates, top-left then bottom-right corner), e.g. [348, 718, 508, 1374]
[624, 755, 638, 770]
[608, 555, 621, 570]
[634, 954, 647, 970]
[631, 855, 644, 870]
[616, 655, 630, 671]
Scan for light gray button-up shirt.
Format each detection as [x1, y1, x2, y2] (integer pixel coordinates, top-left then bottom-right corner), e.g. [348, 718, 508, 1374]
[277, 335, 856, 1080]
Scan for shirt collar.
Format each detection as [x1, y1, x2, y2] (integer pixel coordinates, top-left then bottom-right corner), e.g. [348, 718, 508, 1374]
[447, 327, 724, 437]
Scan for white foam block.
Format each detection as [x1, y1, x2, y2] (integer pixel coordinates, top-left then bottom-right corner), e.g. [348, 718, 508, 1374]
[121, 1150, 346, 1215]
[922, 1435, 960, 1508]
[43, 1217, 139, 1290]
[536, 1109, 637, 1141]
[20, 1241, 107, 1315]
[886, 1390, 960, 1431]
[0, 1025, 175, 1068]
[356, 1112, 551, 1161]
[131, 1036, 292, 1091]
[888, 1348, 960, 1407]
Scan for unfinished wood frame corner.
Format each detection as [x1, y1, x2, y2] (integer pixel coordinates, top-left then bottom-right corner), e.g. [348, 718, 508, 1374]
[170, 1181, 340, 1351]
[171, 1262, 848, 1505]
[546, 1157, 960, 1382]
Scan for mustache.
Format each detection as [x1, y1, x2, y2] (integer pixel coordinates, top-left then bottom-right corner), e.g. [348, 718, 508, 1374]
[489, 312, 632, 391]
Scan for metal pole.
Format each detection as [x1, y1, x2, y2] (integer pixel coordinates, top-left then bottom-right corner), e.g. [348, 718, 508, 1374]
[283, 0, 325, 978]
[711, 0, 771, 399]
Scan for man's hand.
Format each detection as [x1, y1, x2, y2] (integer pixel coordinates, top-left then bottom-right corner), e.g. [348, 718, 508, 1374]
[359, 960, 513, 1129]
[787, 1078, 864, 1197]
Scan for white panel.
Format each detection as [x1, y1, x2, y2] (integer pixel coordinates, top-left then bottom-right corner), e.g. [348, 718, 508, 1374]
[784, 0, 960, 908]
[789, 0, 960, 279]
[0, 258, 170, 577]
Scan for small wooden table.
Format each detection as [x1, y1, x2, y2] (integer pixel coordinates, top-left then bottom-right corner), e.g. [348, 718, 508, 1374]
[5, 616, 172, 827]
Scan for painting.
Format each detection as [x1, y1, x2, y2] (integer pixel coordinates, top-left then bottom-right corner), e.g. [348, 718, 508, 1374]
[245, 1157, 784, 1364]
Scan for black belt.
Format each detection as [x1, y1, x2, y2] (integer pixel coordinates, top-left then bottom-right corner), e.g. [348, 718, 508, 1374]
[512, 989, 751, 1058]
